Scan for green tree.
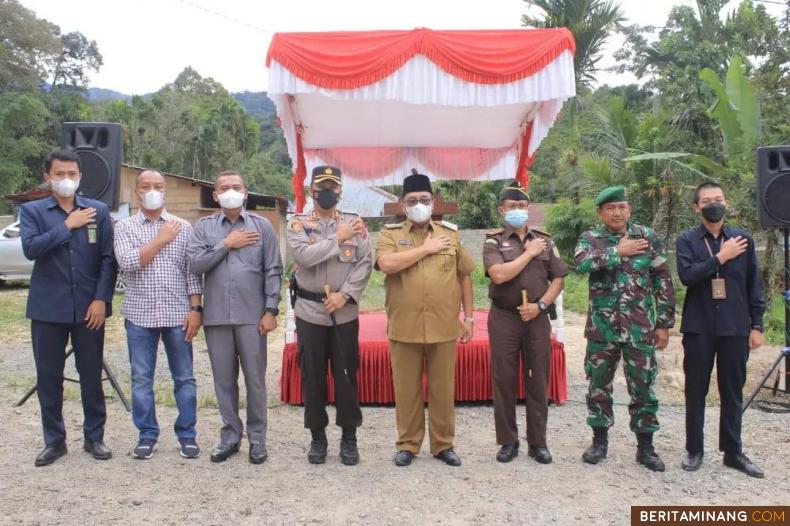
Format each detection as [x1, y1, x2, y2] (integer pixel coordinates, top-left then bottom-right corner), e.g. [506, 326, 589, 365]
[522, 0, 626, 91]
[0, 0, 60, 91]
[544, 197, 598, 264]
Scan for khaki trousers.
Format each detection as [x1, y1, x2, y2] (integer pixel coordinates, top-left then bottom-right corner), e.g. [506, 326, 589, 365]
[389, 339, 456, 455]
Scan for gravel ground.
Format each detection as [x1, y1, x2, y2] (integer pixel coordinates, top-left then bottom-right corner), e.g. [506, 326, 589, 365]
[0, 313, 788, 525]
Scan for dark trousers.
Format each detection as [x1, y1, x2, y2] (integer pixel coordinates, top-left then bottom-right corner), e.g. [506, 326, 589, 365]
[682, 333, 749, 455]
[488, 306, 551, 447]
[295, 317, 362, 430]
[31, 320, 107, 446]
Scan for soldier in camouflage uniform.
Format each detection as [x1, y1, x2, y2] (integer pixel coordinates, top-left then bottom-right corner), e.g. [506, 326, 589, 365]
[573, 186, 675, 472]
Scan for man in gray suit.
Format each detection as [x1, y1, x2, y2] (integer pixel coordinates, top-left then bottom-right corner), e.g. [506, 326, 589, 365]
[187, 170, 282, 464]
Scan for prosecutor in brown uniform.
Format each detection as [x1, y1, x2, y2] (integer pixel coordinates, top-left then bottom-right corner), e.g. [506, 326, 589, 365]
[483, 182, 567, 464]
[286, 166, 372, 466]
[375, 170, 476, 467]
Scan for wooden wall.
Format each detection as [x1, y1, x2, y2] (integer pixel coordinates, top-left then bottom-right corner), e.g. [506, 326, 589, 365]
[120, 166, 287, 258]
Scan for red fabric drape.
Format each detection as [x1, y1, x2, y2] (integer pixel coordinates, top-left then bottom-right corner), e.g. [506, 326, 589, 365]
[266, 28, 576, 89]
[515, 122, 536, 189]
[293, 126, 307, 212]
[304, 145, 512, 181]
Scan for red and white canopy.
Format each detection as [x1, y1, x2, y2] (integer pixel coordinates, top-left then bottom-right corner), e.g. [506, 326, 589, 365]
[266, 28, 575, 211]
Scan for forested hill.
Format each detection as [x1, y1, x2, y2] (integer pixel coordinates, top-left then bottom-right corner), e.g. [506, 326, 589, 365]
[85, 88, 276, 119]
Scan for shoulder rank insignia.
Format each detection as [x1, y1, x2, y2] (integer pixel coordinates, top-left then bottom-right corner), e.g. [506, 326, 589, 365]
[484, 238, 499, 246]
[530, 227, 551, 237]
[485, 228, 504, 236]
[440, 220, 458, 231]
[384, 222, 404, 229]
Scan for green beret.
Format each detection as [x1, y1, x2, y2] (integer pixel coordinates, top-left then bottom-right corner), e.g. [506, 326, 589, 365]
[595, 185, 627, 206]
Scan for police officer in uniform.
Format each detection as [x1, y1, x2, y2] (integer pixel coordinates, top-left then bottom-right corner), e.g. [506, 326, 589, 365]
[287, 166, 372, 465]
[483, 182, 568, 464]
[375, 170, 476, 467]
[573, 186, 675, 472]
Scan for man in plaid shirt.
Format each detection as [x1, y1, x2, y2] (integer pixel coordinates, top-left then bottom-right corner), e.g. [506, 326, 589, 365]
[114, 170, 203, 460]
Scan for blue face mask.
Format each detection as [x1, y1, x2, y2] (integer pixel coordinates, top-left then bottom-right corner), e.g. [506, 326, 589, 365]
[504, 209, 529, 228]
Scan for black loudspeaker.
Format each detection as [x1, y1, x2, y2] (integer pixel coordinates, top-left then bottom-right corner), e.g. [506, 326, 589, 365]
[61, 122, 123, 210]
[757, 145, 790, 228]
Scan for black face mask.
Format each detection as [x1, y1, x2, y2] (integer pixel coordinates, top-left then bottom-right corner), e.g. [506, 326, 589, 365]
[315, 188, 340, 209]
[701, 202, 726, 222]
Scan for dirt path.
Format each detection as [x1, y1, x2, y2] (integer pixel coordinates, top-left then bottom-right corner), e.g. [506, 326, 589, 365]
[0, 314, 788, 525]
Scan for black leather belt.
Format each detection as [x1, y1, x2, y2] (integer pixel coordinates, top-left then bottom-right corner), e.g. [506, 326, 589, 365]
[491, 299, 521, 315]
[296, 289, 326, 303]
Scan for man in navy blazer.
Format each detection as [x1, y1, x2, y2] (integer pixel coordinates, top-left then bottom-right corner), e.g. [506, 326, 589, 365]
[20, 149, 117, 466]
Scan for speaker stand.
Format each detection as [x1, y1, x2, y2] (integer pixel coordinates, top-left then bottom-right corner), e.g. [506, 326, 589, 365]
[14, 347, 131, 412]
[742, 227, 790, 412]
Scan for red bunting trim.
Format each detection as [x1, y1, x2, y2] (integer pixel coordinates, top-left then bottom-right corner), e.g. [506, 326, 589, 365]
[267, 28, 576, 89]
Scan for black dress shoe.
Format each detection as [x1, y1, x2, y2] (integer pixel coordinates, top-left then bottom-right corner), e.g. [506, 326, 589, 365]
[434, 448, 462, 467]
[496, 443, 519, 463]
[394, 450, 414, 467]
[210, 442, 240, 463]
[249, 443, 268, 464]
[723, 452, 764, 478]
[528, 446, 553, 464]
[681, 451, 703, 471]
[83, 440, 112, 460]
[35, 442, 67, 467]
[339, 439, 359, 466]
[308, 439, 328, 464]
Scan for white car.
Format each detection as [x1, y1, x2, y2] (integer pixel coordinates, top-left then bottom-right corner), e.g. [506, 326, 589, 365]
[0, 221, 33, 282]
[0, 219, 126, 292]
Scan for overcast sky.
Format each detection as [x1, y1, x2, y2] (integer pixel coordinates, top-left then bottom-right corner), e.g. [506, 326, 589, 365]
[19, 0, 785, 95]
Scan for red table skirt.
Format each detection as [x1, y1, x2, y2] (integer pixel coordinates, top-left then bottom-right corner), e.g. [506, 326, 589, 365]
[280, 312, 567, 405]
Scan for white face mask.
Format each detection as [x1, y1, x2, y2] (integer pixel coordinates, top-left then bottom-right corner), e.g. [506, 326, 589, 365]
[51, 178, 80, 198]
[217, 189, 245, 210]
[406, 203, 432, 224]
[140, 190, 165, 210]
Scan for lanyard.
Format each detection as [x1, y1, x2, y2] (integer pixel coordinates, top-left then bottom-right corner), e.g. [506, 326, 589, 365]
[703, 237, 719, 278]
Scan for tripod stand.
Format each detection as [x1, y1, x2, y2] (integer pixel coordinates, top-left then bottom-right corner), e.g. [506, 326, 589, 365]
[742, 227, 790, 413]
[15, 347, 131, 412]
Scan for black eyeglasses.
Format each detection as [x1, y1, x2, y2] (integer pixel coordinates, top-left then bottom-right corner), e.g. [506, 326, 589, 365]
[404, 197, 433, 206]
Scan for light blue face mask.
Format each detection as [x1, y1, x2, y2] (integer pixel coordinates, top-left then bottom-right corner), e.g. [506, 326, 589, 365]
[504, 209, 529, 228]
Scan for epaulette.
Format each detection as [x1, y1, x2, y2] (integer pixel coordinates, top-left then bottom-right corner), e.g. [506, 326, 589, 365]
[530, 227, 552, 238]
[485, 228, 504, 236]
[197, 215, 215, 223]
[383, 222, 404, 229]
[439, 220, 458, 231]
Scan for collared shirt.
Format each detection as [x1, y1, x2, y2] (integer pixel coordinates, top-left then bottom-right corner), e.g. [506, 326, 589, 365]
[482, 226, 568, 309]
[676, 223, 764, 336]
[186, 210, 282, 326]
[114, 210, 203, 328]
[20, 196, 117, 324]
[287, 209, 372, 327]
[375, 219, 476, 344]
[574, 222, 675, 343]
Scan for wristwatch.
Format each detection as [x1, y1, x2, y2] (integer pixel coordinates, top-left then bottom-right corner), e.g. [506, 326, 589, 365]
[537, 301, 547, 313]
[265, 307, 280, 316]
[189, 305, 203, 313]
[464, 316, 475, 324]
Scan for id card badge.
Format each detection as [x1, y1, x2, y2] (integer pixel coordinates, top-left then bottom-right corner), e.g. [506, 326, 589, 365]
[711, 278, 727, 300]
[87, 223, 97, 244]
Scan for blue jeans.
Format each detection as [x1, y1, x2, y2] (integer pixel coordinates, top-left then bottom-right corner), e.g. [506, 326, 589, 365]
[125, 320, 197, 440]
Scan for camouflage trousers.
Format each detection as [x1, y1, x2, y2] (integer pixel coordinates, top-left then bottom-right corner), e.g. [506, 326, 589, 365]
[584, 340, 659, 433]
